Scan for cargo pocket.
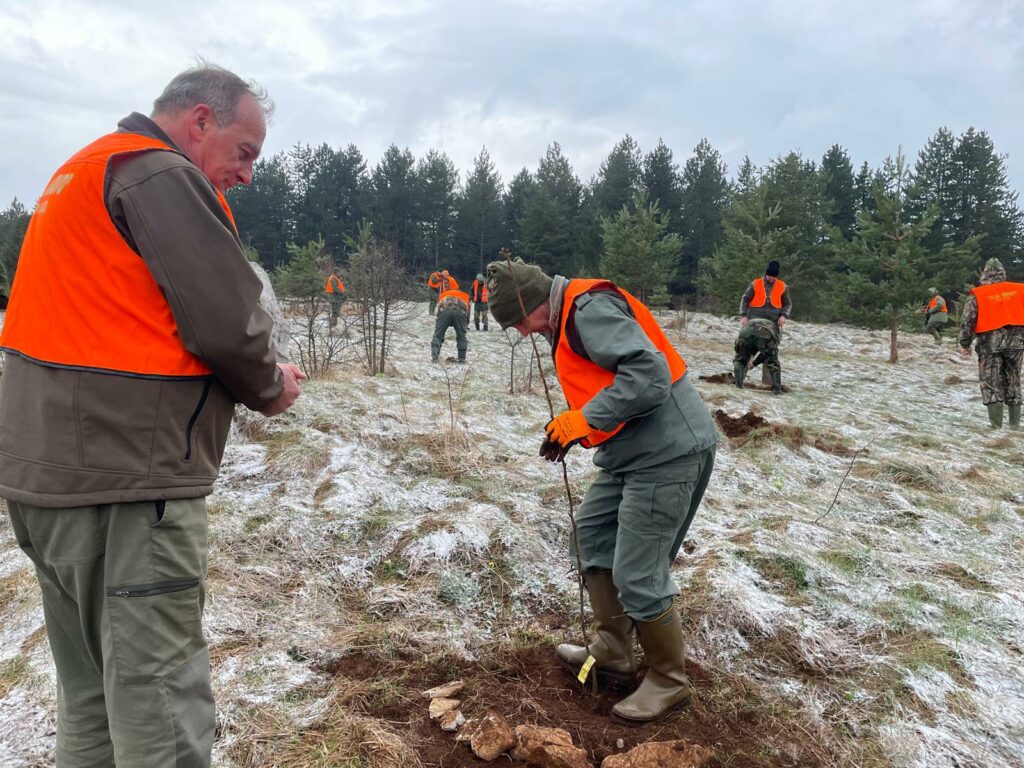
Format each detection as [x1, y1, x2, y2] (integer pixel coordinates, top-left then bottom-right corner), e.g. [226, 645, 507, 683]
[106, 578, 205, 686]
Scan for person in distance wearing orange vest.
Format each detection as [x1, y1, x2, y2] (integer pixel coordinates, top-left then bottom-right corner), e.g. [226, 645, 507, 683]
[427, 270, 442, 315]
[0, 65, 306, 767]
[432, 286, 471, 363]
[325, 269, 346, 327]
[738, 259, 791, 394]
[923, 287, 949, 344]
[485, 257, 717, 722]
[958, 258, 1024, 429]
[472, 272, 489, 331]
[439, 269, 459, 293]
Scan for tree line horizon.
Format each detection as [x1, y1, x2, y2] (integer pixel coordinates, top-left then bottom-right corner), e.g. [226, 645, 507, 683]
[0, 126, 1019, 329]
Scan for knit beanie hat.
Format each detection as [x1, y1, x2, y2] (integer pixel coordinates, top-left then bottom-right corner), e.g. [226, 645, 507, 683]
[485, 257, 553, 329]
[765, 260, 781, 277]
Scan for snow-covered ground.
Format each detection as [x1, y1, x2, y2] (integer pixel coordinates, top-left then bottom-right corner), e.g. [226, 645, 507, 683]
[1, 304, 1022, 767]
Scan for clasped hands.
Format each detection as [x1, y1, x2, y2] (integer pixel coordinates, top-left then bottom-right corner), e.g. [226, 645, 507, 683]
[538, 409, 592, 463]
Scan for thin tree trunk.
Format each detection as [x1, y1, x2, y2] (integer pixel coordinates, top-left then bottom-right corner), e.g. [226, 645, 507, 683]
[889, 310, 899, 363]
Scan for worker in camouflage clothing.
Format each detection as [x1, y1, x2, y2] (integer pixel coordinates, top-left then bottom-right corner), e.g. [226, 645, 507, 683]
[738, 260, 790, 394]
[486, 258, 716, 723]
[431, 284, 470, 363]
[958, 258, 1024, 429]
[733, 318, 780, 390]
[924, 287, 949, 344]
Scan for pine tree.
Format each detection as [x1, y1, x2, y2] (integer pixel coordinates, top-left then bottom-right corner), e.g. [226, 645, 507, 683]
[227, 153, 293, 269]
[908, 127, 958, 254]
[503, 168, 534, 256]
[759, 151, 836, 320]
[734, 156, 759, 199]
[520, 143, 582, 275]
[677, 138, 730, 299]
[289, 143, 369, 258]
[951, 128, 1022, 266]
[642, 139, 683, 220]
[369, 145, 419, 267]
[840, 150, 945, 363]
[455, 148, 504, 275]
[600, 193, 680, 306]
[0, 198, 30, 290]
[417, 150, 459, 273]
[699, 189, 787, 313]
[821, 145, 857, 239]
[592, 135, 642, 217]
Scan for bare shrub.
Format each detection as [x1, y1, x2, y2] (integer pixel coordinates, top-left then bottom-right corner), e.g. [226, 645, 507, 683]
[345, 224, 416, 375]
[272, 237, 358, 377]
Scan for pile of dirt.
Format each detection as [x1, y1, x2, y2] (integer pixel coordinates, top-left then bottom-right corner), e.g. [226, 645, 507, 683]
[713, 409, 769, 438]
[699, 372, 792, 392]
[713, 410, 854, 456]
[944, 374, 964, 385]
[700, 372, 736, 385]
[312, 642, 833, 767]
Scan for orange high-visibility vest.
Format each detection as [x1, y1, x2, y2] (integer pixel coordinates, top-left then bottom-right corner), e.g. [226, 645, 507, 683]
[427, 271, 441, 289]
[325, 273, 345, 293]
[927, 296, 946, 312]
[750, 277, 786, 309]
[472, 279, 489, 303]
[553, 279, 687, 448]
[0, 132, 237, 378]
[440, 275, 459, 292]
[971, 281, 1024, 333]
[437, 289, 470, 309]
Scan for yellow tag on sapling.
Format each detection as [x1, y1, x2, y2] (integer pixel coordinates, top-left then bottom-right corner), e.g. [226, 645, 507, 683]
[577, 655, 597, 684]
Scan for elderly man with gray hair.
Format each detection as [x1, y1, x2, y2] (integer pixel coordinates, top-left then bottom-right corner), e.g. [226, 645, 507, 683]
[0, 64, 305, 766]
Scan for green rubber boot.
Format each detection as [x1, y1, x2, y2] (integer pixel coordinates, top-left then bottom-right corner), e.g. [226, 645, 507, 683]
[556, 570, 636, 685]
[1009, 404, 1021, 430]
[733, 361, 746, 389]
[987, 403, 1004, 428]
[612, 605, 692, 722]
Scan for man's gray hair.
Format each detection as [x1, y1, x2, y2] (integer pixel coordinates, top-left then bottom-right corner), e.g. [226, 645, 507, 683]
[152, 62, 274, 124]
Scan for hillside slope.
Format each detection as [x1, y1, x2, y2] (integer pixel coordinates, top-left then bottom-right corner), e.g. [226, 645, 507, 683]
[1, 305, 1021, 768]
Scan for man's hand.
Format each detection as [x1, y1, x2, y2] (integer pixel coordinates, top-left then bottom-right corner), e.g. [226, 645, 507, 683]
[260, 364, 308, 417]
[778, 316, 787, 329]
[958, 346, 972, 359]
[740, 317, 749, 327]
[545, 409, 592, 449]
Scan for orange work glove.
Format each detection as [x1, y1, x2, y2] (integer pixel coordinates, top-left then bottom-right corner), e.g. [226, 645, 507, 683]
[545, 410, 592, 449]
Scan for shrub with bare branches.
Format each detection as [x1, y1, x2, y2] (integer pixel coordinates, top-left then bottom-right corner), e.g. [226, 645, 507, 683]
[345, 223, 416, 375]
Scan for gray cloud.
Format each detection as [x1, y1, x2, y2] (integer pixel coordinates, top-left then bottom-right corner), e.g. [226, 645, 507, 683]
[1, 0, 1022, 205]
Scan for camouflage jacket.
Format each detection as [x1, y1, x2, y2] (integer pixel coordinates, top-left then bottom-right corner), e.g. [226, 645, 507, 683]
[437, 295, 470, 317]
[958, 260, 1024, 352]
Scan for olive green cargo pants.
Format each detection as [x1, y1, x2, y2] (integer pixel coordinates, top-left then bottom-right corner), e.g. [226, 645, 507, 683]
[7, 498, 212, 767]
[570, 446, 715, 621]
[431, 308, 469, 362]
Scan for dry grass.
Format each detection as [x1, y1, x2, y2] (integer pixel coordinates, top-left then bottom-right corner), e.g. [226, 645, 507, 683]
[0, 656, 29, 698]
[397, 428, 480, 481]
[858, 458, 949, 491]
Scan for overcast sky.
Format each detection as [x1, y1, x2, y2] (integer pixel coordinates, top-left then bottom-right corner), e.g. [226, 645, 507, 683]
[2, 0, 1023, 207]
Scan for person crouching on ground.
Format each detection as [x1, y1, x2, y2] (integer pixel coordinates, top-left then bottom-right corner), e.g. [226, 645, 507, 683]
[432, 285, 471, 363]
[485, 257, 717, 721]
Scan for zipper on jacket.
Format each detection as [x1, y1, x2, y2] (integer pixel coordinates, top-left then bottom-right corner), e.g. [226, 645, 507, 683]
[183, 378, 212, 461]
[106, 578, 200, 599]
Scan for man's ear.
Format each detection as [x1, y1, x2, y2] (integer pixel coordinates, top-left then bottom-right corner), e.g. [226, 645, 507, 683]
[190, 104, 214, 140]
